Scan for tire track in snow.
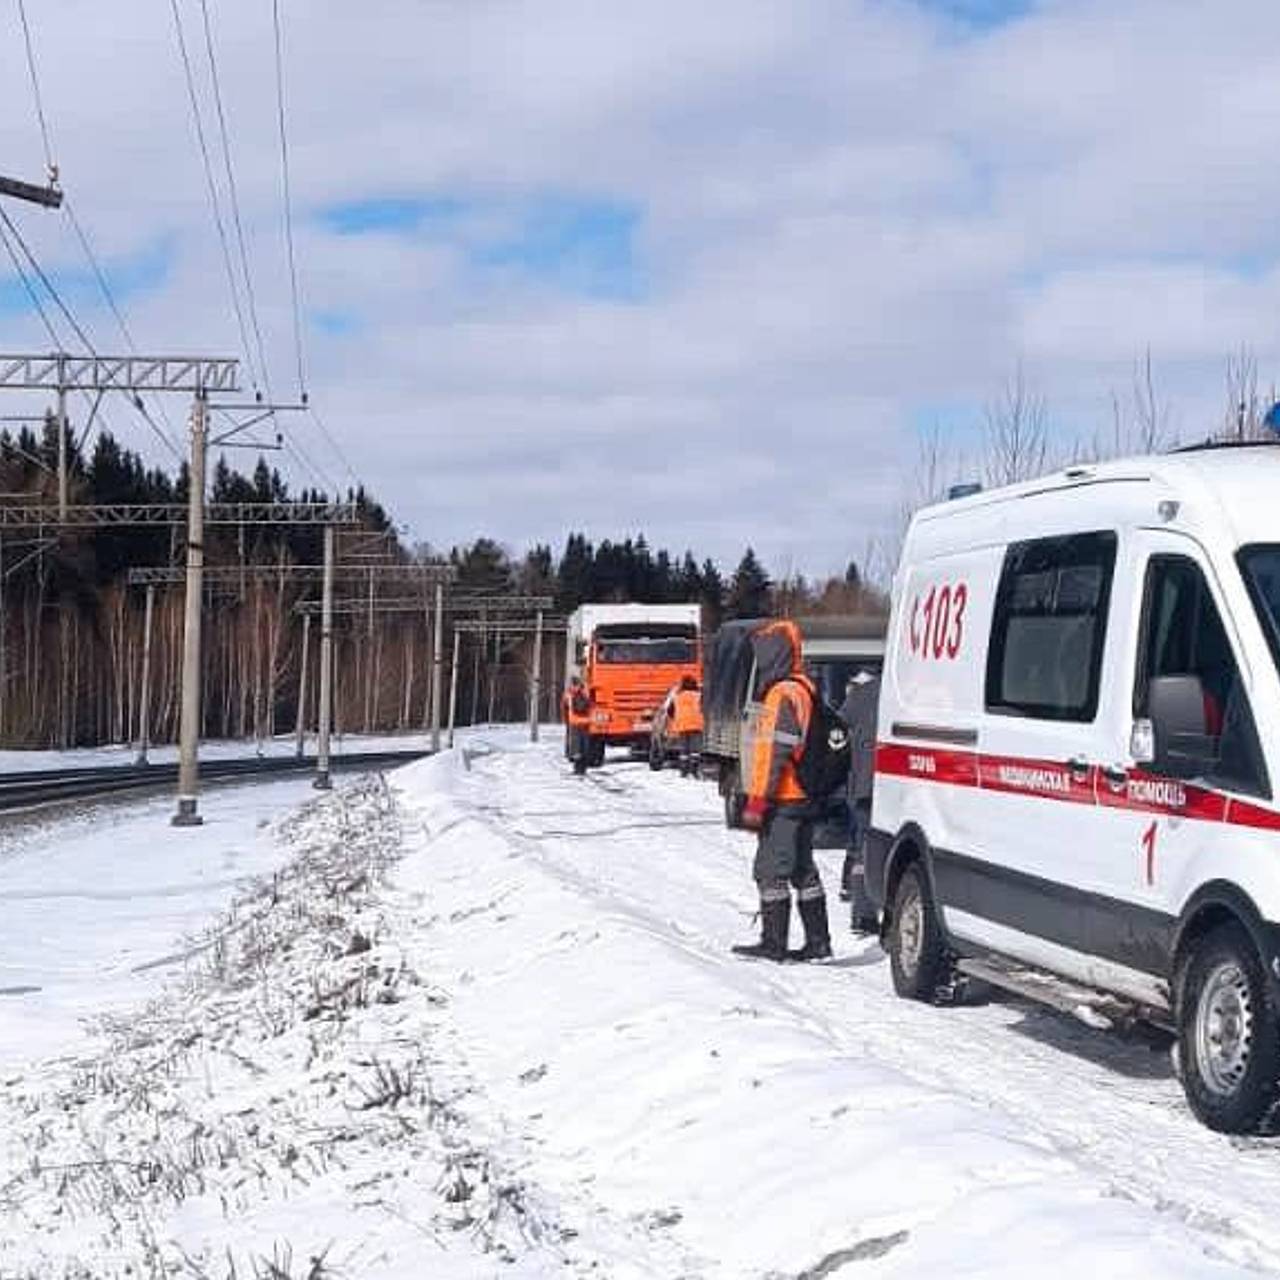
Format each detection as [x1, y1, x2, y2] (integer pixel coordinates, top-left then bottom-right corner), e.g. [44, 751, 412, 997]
[460, 739, 1280, 1273]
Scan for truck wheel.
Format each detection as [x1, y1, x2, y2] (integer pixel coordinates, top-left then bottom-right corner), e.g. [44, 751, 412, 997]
[648, 739, 664, 771]
[888, 862, 950, 1001]
[572, 751, 588, 776]
[1177, 922, 1280, 1133]
[587, 737, 606, 769]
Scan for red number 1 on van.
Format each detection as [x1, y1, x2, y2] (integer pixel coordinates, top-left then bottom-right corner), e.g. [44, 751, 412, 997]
[1142, 820, 1157, 886]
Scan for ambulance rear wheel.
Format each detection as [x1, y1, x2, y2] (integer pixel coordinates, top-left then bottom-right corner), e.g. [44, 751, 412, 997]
[888, 862, 950, 1002]
[1177, 922, 1280, 1134]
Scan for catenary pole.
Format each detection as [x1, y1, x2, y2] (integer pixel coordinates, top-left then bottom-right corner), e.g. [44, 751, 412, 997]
[447, 625, 460, 748]
[529, 608, 544, 742]
[314, 522, 334, 789]
[136, 583, 155, 764]
[172, 392, 208, 826]
[295, 611, 310, 758]
[430, 580, 444, 751]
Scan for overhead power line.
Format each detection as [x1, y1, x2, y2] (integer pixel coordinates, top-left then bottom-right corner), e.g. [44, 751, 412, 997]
[62, 201, 181, 458]
[272, 0, 307, 399]
[15, 0, 53, 172]
[12, 0, 177, 457]
[168, 0, 260, 395]
[198, 0, 271, 402]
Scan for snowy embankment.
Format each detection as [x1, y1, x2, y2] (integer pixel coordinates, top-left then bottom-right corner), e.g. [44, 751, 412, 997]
[1, 732, 1279, 1275]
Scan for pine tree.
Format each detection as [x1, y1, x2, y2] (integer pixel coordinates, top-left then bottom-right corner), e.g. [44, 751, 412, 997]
[727, 547, 771, 619]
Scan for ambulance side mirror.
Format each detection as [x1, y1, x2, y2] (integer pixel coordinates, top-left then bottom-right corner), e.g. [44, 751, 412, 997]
[1147, 674, 1216, 779]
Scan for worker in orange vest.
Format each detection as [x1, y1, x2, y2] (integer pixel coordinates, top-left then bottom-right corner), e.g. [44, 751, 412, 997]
[731, 620, 831, 962]
[670, 675, 703, 777]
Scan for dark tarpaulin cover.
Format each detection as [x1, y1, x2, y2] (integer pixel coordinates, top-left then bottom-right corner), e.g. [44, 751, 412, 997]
[702, 619, 765, 755]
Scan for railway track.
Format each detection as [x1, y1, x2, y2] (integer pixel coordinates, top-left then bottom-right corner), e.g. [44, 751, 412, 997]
[0, 749, 431, 813]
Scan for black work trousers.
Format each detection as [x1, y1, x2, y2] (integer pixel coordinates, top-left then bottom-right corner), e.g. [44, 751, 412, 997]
[752, 806, 823, 906]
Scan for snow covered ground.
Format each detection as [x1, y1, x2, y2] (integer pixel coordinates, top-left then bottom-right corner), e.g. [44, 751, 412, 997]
[1, 729, 1279, 1276]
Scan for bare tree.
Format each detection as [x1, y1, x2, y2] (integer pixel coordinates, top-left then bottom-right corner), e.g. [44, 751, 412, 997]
[983, 365, 1049, 487]
[1223, 345, 1263, 441]
[1095, 348, 1172, 461]
[1133, 347, 1169, 453]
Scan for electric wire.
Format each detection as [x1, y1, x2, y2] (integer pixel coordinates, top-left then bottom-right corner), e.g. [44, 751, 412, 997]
[14, 0, 178, 458]
[167, 0, 260, 395]
[15, 0, 53, 171]
[197, 0, 272, 402]
[272, 0, 307, 398]
[62, 201, 182, 458]
[0, 216, 62, 349]
[307, 402, 358, 487]
[0, 206, 95, 355]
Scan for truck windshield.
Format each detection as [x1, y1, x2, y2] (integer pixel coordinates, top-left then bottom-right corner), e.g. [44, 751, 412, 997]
[596, 638, 696, 664]
[1239, 545, 1280, 670]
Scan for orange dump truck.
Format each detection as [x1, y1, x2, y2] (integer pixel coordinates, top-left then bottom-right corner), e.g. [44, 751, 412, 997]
[563, 603, 702, 774]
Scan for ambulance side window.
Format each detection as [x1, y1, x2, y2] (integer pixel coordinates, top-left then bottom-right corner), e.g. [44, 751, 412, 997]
[1134, 556, 1268, 798]
[985, 531, 1117, 722]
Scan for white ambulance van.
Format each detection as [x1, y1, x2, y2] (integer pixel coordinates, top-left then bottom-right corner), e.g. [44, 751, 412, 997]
[870, 444, 1280, 1132]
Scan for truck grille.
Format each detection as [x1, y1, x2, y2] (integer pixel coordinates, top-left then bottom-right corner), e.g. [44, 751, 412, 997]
[612, 690, 662, 716]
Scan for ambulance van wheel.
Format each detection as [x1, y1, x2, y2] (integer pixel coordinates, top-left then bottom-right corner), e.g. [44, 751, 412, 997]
[888, 861, 950, 1002]
[1177, 922, 1280, 1134]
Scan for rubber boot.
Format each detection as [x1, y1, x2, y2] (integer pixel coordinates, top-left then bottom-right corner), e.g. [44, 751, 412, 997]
[838, 851, 856, 902]
[790, 894, 833, 961]
[732, 897, 790, 961]
[849, 864, 879, 936]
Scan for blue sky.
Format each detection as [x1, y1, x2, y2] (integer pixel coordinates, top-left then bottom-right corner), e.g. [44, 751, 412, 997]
[317, 192, 644, 302]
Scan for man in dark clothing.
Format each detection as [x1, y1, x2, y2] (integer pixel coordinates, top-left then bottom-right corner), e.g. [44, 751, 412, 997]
[730, 620, 832, 963]
[839, 668, 881, 935]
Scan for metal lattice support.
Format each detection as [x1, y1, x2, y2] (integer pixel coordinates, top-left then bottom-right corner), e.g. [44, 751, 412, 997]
[126, 562, 455, 586]
[292, 593, 553, 616]
[0, 353, 239, 393]
[0, 502, 358, 528]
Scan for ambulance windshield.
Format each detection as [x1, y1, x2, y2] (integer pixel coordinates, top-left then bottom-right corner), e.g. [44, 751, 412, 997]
[1240, 546, 1280, 670]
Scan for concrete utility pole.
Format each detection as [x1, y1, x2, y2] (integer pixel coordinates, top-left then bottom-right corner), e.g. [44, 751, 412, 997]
[136, 584, 155, 764]
[56, 368, 68, 521]
[529, 608, 544, 742]
[431, 580, 444, 752]
[295, 611, 311, 759]
[447, 626, 461, 748]
[314, 523, 335, 790]
[172, 393, 209, 826]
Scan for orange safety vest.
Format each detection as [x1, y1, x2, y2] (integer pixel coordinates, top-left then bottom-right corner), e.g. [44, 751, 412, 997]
[746, 675, 813, 805]
[671, 688, 703, 736]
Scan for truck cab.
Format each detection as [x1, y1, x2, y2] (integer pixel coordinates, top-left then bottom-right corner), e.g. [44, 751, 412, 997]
[564, 603, 702, 772]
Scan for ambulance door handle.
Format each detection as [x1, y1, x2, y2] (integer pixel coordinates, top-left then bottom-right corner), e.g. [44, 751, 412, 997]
[1065, 756, 1090, 782]
[1100, 764, 1129, 792]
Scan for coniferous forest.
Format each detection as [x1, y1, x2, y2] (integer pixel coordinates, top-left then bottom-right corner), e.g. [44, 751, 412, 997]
[0, 421, 882, 749]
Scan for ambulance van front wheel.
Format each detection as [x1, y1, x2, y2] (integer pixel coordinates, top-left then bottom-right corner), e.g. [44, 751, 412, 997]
[888, 860, 951, 1002]
[1178, 922, 1280, 1134]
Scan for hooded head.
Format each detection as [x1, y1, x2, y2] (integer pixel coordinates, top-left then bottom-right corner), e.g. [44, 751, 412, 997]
[750, 619, 804, 693]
